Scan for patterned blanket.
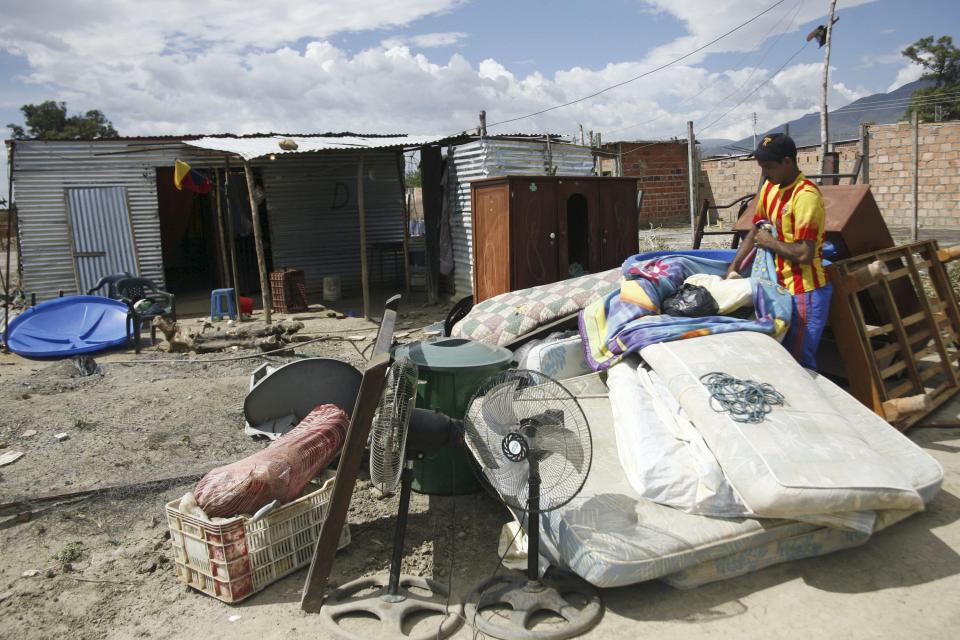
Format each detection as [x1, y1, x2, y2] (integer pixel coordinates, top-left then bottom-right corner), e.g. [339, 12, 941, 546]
[451, 269, 622, 346]
[580, 249, 792, 371]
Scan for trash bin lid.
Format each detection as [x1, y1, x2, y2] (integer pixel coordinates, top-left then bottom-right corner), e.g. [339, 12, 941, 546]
[394, 337, 512, 372]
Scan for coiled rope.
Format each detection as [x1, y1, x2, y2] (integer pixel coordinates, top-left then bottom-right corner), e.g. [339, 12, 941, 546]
[699, 372, 784, 424]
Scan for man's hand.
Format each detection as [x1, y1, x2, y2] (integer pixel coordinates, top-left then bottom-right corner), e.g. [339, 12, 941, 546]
[754, 228, 776, 250]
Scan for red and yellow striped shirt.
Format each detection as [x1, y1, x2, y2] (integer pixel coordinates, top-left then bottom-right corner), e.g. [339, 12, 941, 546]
[752, 173, 828, 295]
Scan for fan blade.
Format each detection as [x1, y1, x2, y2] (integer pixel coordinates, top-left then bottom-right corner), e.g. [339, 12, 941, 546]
[532, 428, 586, 473]
[492, 459, 530, 508]
[466, 432, 503, 470]
[480, 378, 521, 436]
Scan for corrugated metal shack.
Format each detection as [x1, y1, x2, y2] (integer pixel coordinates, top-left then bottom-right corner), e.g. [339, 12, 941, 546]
[445, 138, 595, 298]
[8, 134, 444, 304]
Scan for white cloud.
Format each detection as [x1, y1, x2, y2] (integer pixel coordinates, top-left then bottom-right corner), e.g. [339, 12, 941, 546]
[887, 63, 924, 92]
[833, 82, 869, 102]
[0, 0, 894, 199]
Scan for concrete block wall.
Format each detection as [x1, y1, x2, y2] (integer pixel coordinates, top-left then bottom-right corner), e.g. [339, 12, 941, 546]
[868, 121, 960, 227]
[700, 120, 960, 229]
[608, 141, 690, 224]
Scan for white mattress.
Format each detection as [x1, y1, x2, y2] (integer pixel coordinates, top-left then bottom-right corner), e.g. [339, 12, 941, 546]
[518, 333, 592, 380]
[516, 368, 942, 589]
[640, 332, 935, 522]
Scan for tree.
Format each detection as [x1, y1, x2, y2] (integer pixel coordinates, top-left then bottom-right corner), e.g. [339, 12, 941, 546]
[404, 164, 422, 188]
[6, 101, 119, 140]
[902, 36, 960, 121]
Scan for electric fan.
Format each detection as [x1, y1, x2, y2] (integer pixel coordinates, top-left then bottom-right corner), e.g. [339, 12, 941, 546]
[462, 369, 603, 640]
[319, 357, 464, 640]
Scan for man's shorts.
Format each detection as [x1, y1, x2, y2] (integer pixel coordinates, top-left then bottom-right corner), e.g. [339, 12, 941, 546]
[784, 284, 833, 370]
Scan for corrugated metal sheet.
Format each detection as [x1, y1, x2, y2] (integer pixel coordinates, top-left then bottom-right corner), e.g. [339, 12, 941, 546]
[445, 139, 595, 298]
[66, 187, 139, 294]
[185, 134, 447, 160]
[12, 140, 227, 301]
[262, 150, 406, 298]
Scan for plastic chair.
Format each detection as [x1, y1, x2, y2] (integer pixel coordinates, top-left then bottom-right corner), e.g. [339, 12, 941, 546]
[116, 277, 176, 353]
[444, 295, 474, 337]
[211, 288, 238, 320]
[87, 272, 133, 299]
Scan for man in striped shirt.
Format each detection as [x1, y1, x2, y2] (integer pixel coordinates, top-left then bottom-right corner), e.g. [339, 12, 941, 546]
[727, 133, 832, 370]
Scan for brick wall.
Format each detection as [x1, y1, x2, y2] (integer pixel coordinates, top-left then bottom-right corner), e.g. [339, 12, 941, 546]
[700, 120, 960, 229]
[607, 141, 690, 224]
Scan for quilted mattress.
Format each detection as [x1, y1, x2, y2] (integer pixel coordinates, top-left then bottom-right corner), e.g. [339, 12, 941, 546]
[521, 362, 942, 589]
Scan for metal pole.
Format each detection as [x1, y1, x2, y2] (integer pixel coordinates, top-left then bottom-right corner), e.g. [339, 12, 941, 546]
[223, 159, 242, 318]
[912, 111, 920, 242]
[357, 153, 371, 320]
[859, 123, 870, 184]
[820, 0, 839, 178]
[687, 121, 697, 248]
[243, 161, 272, 324]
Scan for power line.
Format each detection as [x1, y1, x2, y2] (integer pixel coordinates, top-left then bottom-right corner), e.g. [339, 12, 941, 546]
[603, 0, 805, 137]
[691, 0, 807, 134]
[696, 40, 811, 137]
[831, 90, 960, 112]
[485, 0, 789, 129]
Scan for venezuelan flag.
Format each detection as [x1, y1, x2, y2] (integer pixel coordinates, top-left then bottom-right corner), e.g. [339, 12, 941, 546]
[174, 160, 212, 194]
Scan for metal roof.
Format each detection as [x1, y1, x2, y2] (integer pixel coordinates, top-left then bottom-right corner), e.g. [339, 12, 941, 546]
[181, 134, 451, 160]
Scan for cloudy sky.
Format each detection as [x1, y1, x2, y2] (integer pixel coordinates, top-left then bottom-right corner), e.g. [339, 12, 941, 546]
[1, 0, 956, 200]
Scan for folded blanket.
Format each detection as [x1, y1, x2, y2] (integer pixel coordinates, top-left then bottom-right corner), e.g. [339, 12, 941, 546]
[452, 269, 621, 346]
[579, 249, 792, 371]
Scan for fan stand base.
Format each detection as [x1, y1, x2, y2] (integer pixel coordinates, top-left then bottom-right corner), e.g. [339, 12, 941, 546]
[464, 569, 603, 640]
[319, 573, 463, 640]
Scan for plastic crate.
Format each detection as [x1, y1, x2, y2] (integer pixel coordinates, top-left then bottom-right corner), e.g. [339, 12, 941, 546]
[269, 268, 308, 314]
[166, 473, 350, 603]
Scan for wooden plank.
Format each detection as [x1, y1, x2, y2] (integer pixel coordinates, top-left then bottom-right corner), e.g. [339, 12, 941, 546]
[905, 251, 958, 388]
[879, 360, 907, 379]
[878, 277, 924, 395]
[243, 161, 272, 324]
[213, 170, 230, 286]
[357, 154, 371, 320]
[301, 353, 389, 612]
[223, 159, 242, 316]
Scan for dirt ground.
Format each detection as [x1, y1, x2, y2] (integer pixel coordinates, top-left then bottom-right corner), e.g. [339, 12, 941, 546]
[2, 231, 960, 639]
[0, 296, 512, 640]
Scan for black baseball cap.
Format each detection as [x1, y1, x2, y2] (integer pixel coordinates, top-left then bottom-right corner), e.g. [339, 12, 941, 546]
[752, 133, 797, 161]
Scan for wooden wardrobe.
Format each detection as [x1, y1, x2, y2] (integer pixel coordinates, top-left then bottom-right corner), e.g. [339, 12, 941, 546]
[470, 176, 639, 302]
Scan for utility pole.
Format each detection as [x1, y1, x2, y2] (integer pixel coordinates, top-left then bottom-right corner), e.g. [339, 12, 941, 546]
[819, 0, 839, 177]
[752, 112, 758, 150]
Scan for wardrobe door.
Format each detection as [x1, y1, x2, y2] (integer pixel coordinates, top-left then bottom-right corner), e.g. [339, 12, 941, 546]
[599, 180, 640, 270]
[557, 178, 600, 276]
[510, 178, 559, 290]
[472, 181, 511, 302]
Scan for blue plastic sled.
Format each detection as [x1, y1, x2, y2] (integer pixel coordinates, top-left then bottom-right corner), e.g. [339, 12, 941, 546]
[5, 295, 130, 358]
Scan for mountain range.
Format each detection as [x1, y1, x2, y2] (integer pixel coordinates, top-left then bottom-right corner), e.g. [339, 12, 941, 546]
[701, 78, 934, 157]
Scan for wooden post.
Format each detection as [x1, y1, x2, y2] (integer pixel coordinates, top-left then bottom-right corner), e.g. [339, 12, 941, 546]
[357, 153, 371, 319]
[820, 0, 839, 178]
[223, 159, 242, 317]
[687, 121, 697, 248]
[396, 152, 411, 296]
[243, 161, 272, 324]
[213, 169, 230, 286]
[859, 122, 870, 184]
[912, 111, 919, 242]
[3, 141, 14, 350]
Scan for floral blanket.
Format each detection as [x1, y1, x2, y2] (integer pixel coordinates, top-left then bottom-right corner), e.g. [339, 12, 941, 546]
[579, 250, 792, 371]
[451, 269, 622, 346]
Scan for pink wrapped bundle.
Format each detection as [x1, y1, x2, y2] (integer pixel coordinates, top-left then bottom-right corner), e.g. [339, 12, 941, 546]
[195, 403, 349, 517]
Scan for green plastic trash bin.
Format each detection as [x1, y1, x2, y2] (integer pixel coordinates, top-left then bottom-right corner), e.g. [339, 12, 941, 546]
[393, 337, 513, 495]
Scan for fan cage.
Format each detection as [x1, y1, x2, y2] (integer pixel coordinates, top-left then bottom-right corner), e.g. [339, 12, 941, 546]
[462, 369, 592, 513]
[369, 358, 419, 494]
